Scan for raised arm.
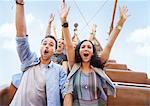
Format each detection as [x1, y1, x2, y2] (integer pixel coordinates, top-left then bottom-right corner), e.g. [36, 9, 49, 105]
[45, 13, 54, 36]
[16, 0, 26, 37]
[100, 5, 128, 64]
[60, 2, 75, 69]
[15, 0, 34, 65]
[53, 24, 57, 38]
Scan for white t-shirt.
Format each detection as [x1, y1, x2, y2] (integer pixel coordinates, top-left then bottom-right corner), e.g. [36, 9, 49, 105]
[10, 64, 48, 106]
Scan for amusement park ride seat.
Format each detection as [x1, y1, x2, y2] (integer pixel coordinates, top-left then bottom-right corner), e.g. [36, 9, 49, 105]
[105, 60, 150, 106]
[0, 62, 149, 106]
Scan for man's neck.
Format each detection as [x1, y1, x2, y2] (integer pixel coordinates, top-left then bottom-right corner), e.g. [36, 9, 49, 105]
[40, 58, 51, 64]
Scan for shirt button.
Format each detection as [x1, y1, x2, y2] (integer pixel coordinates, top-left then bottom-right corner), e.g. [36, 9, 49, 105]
[84, 85, 88, 89]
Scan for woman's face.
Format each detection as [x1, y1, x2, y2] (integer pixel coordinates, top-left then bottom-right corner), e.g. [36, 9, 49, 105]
[79, 41, 93, 62]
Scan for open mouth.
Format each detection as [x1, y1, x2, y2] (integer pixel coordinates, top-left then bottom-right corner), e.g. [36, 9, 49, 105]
[83, 53, 89, 57]
[44, 50, 49, 54]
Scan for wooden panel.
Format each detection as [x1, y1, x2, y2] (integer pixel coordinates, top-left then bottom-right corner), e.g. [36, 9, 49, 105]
[107, 59, 116, 63]
[147, 79, 150, 84]
[104, 63, 128, 70]
[108, 84, 150, 106]
[0, 83, 17, 106]
[105, 69, 148, 84]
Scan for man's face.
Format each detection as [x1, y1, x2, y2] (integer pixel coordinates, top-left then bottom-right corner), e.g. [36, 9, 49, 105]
[40, 37, 56, 61]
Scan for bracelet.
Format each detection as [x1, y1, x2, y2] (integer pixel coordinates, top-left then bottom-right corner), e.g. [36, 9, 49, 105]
[116, 25, 122, 30]
[90, 32, 93, 35]
[16, 0, 24, 5]
[62, 22, 68, 28]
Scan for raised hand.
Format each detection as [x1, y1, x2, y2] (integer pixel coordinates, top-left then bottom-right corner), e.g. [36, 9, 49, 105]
[60, 1, 70, 24]
[119, 5, 129, 23]
[48, 13, 55, 25]
[91, 24, 97, 33]
[46, 13, 55, 36]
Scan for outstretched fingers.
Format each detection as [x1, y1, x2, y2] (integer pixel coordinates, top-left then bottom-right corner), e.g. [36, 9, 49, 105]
[119, 5, 130, 21]
[49, 13, 55, 24]
[60, 1, 70, 23]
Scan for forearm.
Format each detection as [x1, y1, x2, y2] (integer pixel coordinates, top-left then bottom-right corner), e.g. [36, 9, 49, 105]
[16, 1, 26, 37]
[62, 27, 75, 67]
[64, 94, 73, 106]
[62, 27, 73, 48]
[53, 25, 57, 38]
[107, 17, 126, 49]
[60, 2, 75, 68]
[100, 18, 126, 63]
[46, 23, 52, 36]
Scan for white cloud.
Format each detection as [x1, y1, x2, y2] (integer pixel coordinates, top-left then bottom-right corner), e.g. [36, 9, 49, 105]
[0, 23, 16, 38]
[127, 26, 150, 43]
[0, 13, 43, 38]
[26, 13, 44, 30]
[127, 26, 150, 57]
[0, 13, 44, 51]
[26, 13, 36, 25]
[135, 44, 150, 57]
[1, 38, 16, 51]
[0, 23, 15, 51]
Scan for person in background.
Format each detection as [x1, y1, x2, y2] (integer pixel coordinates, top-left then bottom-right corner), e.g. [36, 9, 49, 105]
[51, 38, 68, 73]
[88, 24, 103, 56]
[45, 13, 68, 73]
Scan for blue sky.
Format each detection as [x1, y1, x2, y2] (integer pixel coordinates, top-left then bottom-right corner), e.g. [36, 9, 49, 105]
[0, 0, 150, 85]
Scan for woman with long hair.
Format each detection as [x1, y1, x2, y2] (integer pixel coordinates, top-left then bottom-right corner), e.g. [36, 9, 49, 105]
[61, 1, 129, 106]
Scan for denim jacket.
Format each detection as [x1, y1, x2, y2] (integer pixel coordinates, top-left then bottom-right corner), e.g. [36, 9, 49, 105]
[15, 36, 67, 106]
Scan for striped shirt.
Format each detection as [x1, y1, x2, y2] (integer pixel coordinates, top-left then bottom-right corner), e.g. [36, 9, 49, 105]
[72, 68, 107, 106]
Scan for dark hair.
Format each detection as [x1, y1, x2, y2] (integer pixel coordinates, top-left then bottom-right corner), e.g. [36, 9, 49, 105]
[75, 40, 104, 69]
[41, 35, 57, 50]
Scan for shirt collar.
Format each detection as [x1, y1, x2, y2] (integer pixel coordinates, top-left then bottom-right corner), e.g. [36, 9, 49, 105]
[48, 61, 54, 69]
[37, 58, 53, 69]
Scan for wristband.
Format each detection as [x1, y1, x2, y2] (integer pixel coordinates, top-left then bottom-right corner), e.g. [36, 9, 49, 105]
[62, 22, 68, 28]
[16, 0, 24, 5]
[116, 25, 122, 30]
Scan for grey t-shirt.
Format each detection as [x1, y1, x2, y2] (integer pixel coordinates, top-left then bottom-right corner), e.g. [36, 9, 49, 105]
[51, 53, 67, 65]
[10, 64, 48, 106]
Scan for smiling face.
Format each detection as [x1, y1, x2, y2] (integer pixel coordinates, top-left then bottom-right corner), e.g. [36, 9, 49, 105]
[79, 41, 93, 63]
[40, 37, 56, 61]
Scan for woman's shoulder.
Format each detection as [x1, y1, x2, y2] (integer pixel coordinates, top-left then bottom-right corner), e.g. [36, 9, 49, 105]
[67, 63, 81, 79]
